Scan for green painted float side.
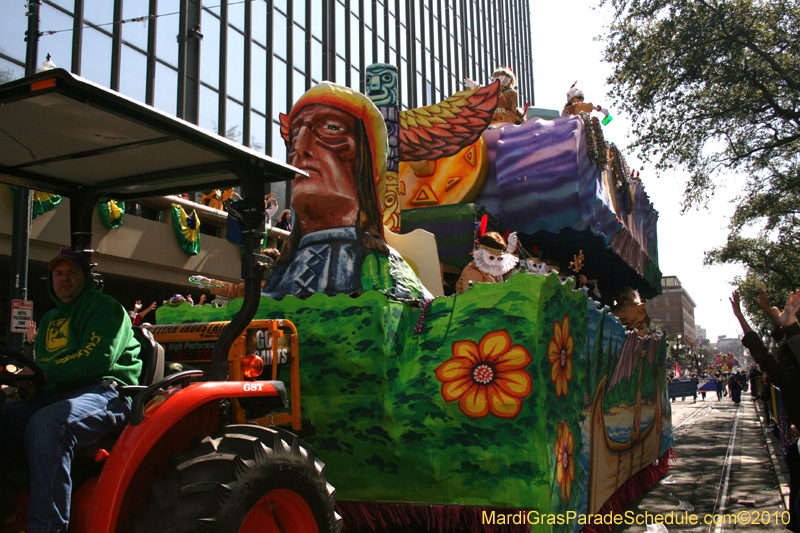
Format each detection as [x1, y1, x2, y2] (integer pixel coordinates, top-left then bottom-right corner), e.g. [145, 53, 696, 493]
[156, 273, 669, 531]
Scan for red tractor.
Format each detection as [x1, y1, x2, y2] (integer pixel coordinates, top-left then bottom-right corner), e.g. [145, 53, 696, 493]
[0, 69, 341, 533]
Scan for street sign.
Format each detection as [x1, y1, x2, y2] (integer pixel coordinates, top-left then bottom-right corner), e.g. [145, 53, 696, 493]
[11, 300, 33, 333]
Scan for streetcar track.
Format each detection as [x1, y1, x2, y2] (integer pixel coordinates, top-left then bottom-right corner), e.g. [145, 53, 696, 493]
[709, 403, 741, 533]
[673, 404, 711, 434]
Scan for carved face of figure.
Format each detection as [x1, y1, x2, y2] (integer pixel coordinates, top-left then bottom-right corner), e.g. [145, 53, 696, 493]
[365, 65, 399, 106]
[289, 104, 360, 231]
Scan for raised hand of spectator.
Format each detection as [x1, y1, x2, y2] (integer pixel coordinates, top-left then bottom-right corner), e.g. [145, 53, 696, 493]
[754, 288, 781, 326]
[777, 289, 800, 328]
[138, 301, 157, 320]
[187, 294, 194, 305]
[730, 290, 753, 333]
[198, 294, 207, 306]
[25, 321, 37, 344]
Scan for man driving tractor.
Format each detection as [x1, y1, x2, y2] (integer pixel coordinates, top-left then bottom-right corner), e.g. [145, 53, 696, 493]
[1, 249, 142, 533]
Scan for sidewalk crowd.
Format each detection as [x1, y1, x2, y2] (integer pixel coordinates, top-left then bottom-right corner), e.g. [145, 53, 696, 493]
[730, 289, 800, 532]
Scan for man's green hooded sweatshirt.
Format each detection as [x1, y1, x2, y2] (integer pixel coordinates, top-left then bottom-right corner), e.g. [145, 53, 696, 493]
[35, 273, 142, 396]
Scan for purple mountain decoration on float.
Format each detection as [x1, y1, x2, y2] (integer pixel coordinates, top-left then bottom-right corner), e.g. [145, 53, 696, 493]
[475, 115, 661, 297]
[489, 117, 619, 235]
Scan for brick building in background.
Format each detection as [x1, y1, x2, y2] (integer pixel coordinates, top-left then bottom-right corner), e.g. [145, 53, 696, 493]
[645, 275, 697, 345]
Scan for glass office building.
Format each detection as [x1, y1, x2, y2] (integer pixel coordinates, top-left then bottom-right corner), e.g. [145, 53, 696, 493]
[0, 0, 533, 208]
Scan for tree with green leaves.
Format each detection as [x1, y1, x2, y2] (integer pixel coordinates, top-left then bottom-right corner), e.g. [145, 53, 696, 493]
[601, 0, 800, 328]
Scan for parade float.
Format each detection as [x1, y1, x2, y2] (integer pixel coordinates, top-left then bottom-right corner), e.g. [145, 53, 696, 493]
[154, 65, 673, 532]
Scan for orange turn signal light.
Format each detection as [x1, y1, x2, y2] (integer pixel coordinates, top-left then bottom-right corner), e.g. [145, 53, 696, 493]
[31, 78, 56, 91]
[242, 353, 264, 379]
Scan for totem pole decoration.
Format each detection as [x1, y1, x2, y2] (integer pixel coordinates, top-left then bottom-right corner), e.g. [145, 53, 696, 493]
[366, 63, 500, 227]
[365, 64, 402, 232]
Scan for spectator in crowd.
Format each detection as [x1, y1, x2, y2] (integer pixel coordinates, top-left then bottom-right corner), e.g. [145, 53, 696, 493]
[276, 209, 292, 232]
[730, 289, 800, 427]
[754, 287, 791, 342]
[129, 300, 157, 326]
[735, 288, 800, 533]
[273, 209, 293, 252]
[749, 364, 761, 400]
[715, 373, 724, 401]
[728, 371, 743, 404]
[24, 320, 37, 360]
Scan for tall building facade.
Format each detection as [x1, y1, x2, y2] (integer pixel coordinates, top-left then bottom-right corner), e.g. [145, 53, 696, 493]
[0, 0, 534, 210]
[645, 275, 697, 344]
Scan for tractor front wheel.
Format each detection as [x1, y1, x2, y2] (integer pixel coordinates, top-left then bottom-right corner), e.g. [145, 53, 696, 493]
[132, 425, 342, 533]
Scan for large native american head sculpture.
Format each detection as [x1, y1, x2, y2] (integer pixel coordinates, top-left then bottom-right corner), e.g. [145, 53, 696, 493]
[264, 82, 430, 302]
[278, 82, 389, 261]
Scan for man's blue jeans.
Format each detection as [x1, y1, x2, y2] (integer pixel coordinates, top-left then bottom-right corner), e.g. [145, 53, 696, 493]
[0, 381, 131, 533]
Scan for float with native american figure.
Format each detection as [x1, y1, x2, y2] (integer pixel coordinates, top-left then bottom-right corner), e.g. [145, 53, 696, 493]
[155, 66, 672, 533]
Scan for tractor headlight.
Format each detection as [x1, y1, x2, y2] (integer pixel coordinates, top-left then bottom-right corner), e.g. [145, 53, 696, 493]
[241, 353, 264, 379]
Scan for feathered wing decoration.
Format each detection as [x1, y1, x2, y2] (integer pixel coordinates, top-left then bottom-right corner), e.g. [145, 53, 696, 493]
[398, 80, 500, 161]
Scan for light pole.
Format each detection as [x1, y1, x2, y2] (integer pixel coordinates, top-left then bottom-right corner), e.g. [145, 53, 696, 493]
[6, 0, 39, 350]
[668, 334, 686, 373]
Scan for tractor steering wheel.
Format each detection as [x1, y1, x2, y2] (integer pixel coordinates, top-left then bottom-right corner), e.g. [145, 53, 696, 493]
[0, 344, 46, 389]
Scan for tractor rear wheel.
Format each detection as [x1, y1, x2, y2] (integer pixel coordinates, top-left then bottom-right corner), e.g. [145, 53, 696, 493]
[132, 425, 342, 533]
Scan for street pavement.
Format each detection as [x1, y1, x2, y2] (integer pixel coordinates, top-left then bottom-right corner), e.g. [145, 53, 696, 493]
[610, 390, 794, 533]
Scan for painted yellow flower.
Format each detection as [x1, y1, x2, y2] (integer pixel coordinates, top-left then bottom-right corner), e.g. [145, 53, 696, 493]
[555, 420, 575, 501]
[547, 315, 573, 397]
[435, 330, 532, 420]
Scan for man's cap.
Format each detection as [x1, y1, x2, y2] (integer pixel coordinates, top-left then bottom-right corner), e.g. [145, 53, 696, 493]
[48, 248, 90, 276]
